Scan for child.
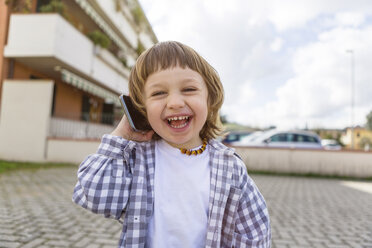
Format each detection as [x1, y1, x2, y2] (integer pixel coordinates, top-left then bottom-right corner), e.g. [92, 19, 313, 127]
[72, 41, 271, 247]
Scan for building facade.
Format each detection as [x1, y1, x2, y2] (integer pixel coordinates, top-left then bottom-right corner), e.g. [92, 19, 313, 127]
[341, 127, 372, 150]
[0, 0, 157, 162]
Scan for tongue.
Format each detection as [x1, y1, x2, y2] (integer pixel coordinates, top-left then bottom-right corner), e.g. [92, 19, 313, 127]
[170, 119, 187, 126]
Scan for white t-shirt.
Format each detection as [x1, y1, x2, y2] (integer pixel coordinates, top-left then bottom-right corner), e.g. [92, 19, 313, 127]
[146, 139, 210, 248]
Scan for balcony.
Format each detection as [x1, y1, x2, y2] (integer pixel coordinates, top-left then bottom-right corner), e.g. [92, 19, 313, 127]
[92, 0, 138, 48]
[139, 32, 156, 50]
[48, 117, 113, 140]
[4, 13, 131, 95]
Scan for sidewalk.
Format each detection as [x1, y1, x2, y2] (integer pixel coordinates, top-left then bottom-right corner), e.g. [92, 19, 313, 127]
[0, 167, 371, 248]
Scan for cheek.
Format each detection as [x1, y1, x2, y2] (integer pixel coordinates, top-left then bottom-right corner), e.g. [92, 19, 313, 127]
[196, 97, 209, 123]
[201, 93, 209, 114]
[145, 101, 161, 126]
[201, 107, 208, 124]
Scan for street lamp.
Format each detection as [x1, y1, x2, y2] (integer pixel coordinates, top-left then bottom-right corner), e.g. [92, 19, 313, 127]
[346, 49, 355, 149]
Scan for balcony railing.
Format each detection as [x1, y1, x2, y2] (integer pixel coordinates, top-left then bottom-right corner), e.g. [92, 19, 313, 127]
[49, 114, 118, 140]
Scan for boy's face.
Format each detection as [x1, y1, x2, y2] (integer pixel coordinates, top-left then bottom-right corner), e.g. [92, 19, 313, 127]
[144, 66, 208, 149]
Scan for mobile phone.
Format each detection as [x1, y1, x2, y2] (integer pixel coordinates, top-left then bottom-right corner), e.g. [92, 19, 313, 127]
[119, 94, 152, 132]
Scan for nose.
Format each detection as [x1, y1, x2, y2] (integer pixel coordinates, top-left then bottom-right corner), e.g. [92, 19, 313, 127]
[167, 93, 185, 109]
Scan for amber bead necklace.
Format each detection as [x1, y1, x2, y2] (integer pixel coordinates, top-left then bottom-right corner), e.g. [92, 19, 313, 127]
[179, 139, 207, 156]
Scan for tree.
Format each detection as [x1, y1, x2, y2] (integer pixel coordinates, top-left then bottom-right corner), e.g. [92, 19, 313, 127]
[220, 114, 228, 124]
[366, 110, 372, 130]
[359, 137, 372, 151]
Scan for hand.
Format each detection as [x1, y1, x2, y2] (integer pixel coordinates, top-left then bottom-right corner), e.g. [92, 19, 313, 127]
[111, 115, 154, 142]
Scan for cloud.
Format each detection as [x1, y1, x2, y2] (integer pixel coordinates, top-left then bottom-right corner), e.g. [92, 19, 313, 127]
[335, 12, 366, 27]
[265, 0, 372, 31]
[262, 26, 372, 128]
[270, 37, 283, 52]
[138, 0, 372, 129]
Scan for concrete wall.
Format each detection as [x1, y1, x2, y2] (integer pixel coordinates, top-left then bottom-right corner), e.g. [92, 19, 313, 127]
[234, 146, 372, 178]
[46, 140, 372, 178]
[0, 80, 54, 162]
[46, 138, 100, 164]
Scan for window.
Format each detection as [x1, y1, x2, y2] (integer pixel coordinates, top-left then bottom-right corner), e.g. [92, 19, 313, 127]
[81, 95, 90, 121]
[287, 133, 295, 142]
[295, 134, 318, 143]
[102, 103, 114, 125]
[226, 134, 239, 142]
[270, 133, 287, 142]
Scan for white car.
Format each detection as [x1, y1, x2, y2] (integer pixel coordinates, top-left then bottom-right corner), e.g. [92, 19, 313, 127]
[321, 139, 342, 150]
[231, 129, 323, 149]
[221, 131, 252, 144]
[231, 131, 264, 145]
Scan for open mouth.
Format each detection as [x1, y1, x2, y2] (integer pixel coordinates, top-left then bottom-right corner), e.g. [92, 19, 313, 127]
[166, 116, 191, 129]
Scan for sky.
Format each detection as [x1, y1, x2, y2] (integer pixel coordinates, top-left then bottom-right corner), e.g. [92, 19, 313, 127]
[137, 0, 372, 130]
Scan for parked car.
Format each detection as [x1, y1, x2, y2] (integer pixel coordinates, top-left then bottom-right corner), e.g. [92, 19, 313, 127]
[230, 131, 264, 145]
[321, 139, 342, 150]
[221, 131, 252, 145]
[231, 129, 323, 149]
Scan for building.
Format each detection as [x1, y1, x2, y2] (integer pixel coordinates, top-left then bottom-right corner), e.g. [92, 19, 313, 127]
[0, 0, 157, 162]
[340, 127, 372, 150]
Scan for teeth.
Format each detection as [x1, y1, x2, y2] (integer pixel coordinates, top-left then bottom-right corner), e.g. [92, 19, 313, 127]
[166, 116, 190, 128]
[170, 122, 188, 128]
[167, 116, 189, 121]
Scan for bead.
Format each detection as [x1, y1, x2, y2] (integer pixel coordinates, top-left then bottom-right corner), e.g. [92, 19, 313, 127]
[178, 139, 208, 156]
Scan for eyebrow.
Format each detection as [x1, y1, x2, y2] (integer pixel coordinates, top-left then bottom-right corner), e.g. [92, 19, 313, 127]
[180, 78, 201, 84]
[150, 77, 202, 86]
[145, 82, 166, 90]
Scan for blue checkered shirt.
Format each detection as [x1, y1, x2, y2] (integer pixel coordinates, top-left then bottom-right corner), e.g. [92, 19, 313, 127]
[73, 134, 271, 247]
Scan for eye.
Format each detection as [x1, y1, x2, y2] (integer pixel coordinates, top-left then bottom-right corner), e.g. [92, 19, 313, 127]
[151, 91, 166, 97]
[183, 87, 197, 92]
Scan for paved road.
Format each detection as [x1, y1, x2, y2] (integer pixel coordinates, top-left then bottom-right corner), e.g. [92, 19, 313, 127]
[0, 167, 371, 248]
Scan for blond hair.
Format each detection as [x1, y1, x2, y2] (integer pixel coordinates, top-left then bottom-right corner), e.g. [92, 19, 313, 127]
[129, 41, 224, 140]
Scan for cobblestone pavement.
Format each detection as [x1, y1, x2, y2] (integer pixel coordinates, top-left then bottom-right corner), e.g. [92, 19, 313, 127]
[0, 167, 371, 248]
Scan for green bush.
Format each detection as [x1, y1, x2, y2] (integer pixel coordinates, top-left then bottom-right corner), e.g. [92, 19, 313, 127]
[88, 30, 111, 49]
[136, 41, 145, 55]
[5, 0, 32, 13]
[39, 0, 67, 18]
[120, 57, 128, 68]
[132, 5, 145, 25]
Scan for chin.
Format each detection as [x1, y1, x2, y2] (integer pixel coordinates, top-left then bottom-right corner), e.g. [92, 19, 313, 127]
[159, 134, 190, 146]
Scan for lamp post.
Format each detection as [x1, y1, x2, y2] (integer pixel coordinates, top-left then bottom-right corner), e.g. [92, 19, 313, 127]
[346, 49, 355, 149]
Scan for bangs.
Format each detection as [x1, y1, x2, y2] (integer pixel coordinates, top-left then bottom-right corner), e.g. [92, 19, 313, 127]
[137, 41, 204, 78]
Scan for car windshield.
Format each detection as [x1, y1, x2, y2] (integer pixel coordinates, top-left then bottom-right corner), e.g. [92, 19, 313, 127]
[240, 131, 263, 143]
